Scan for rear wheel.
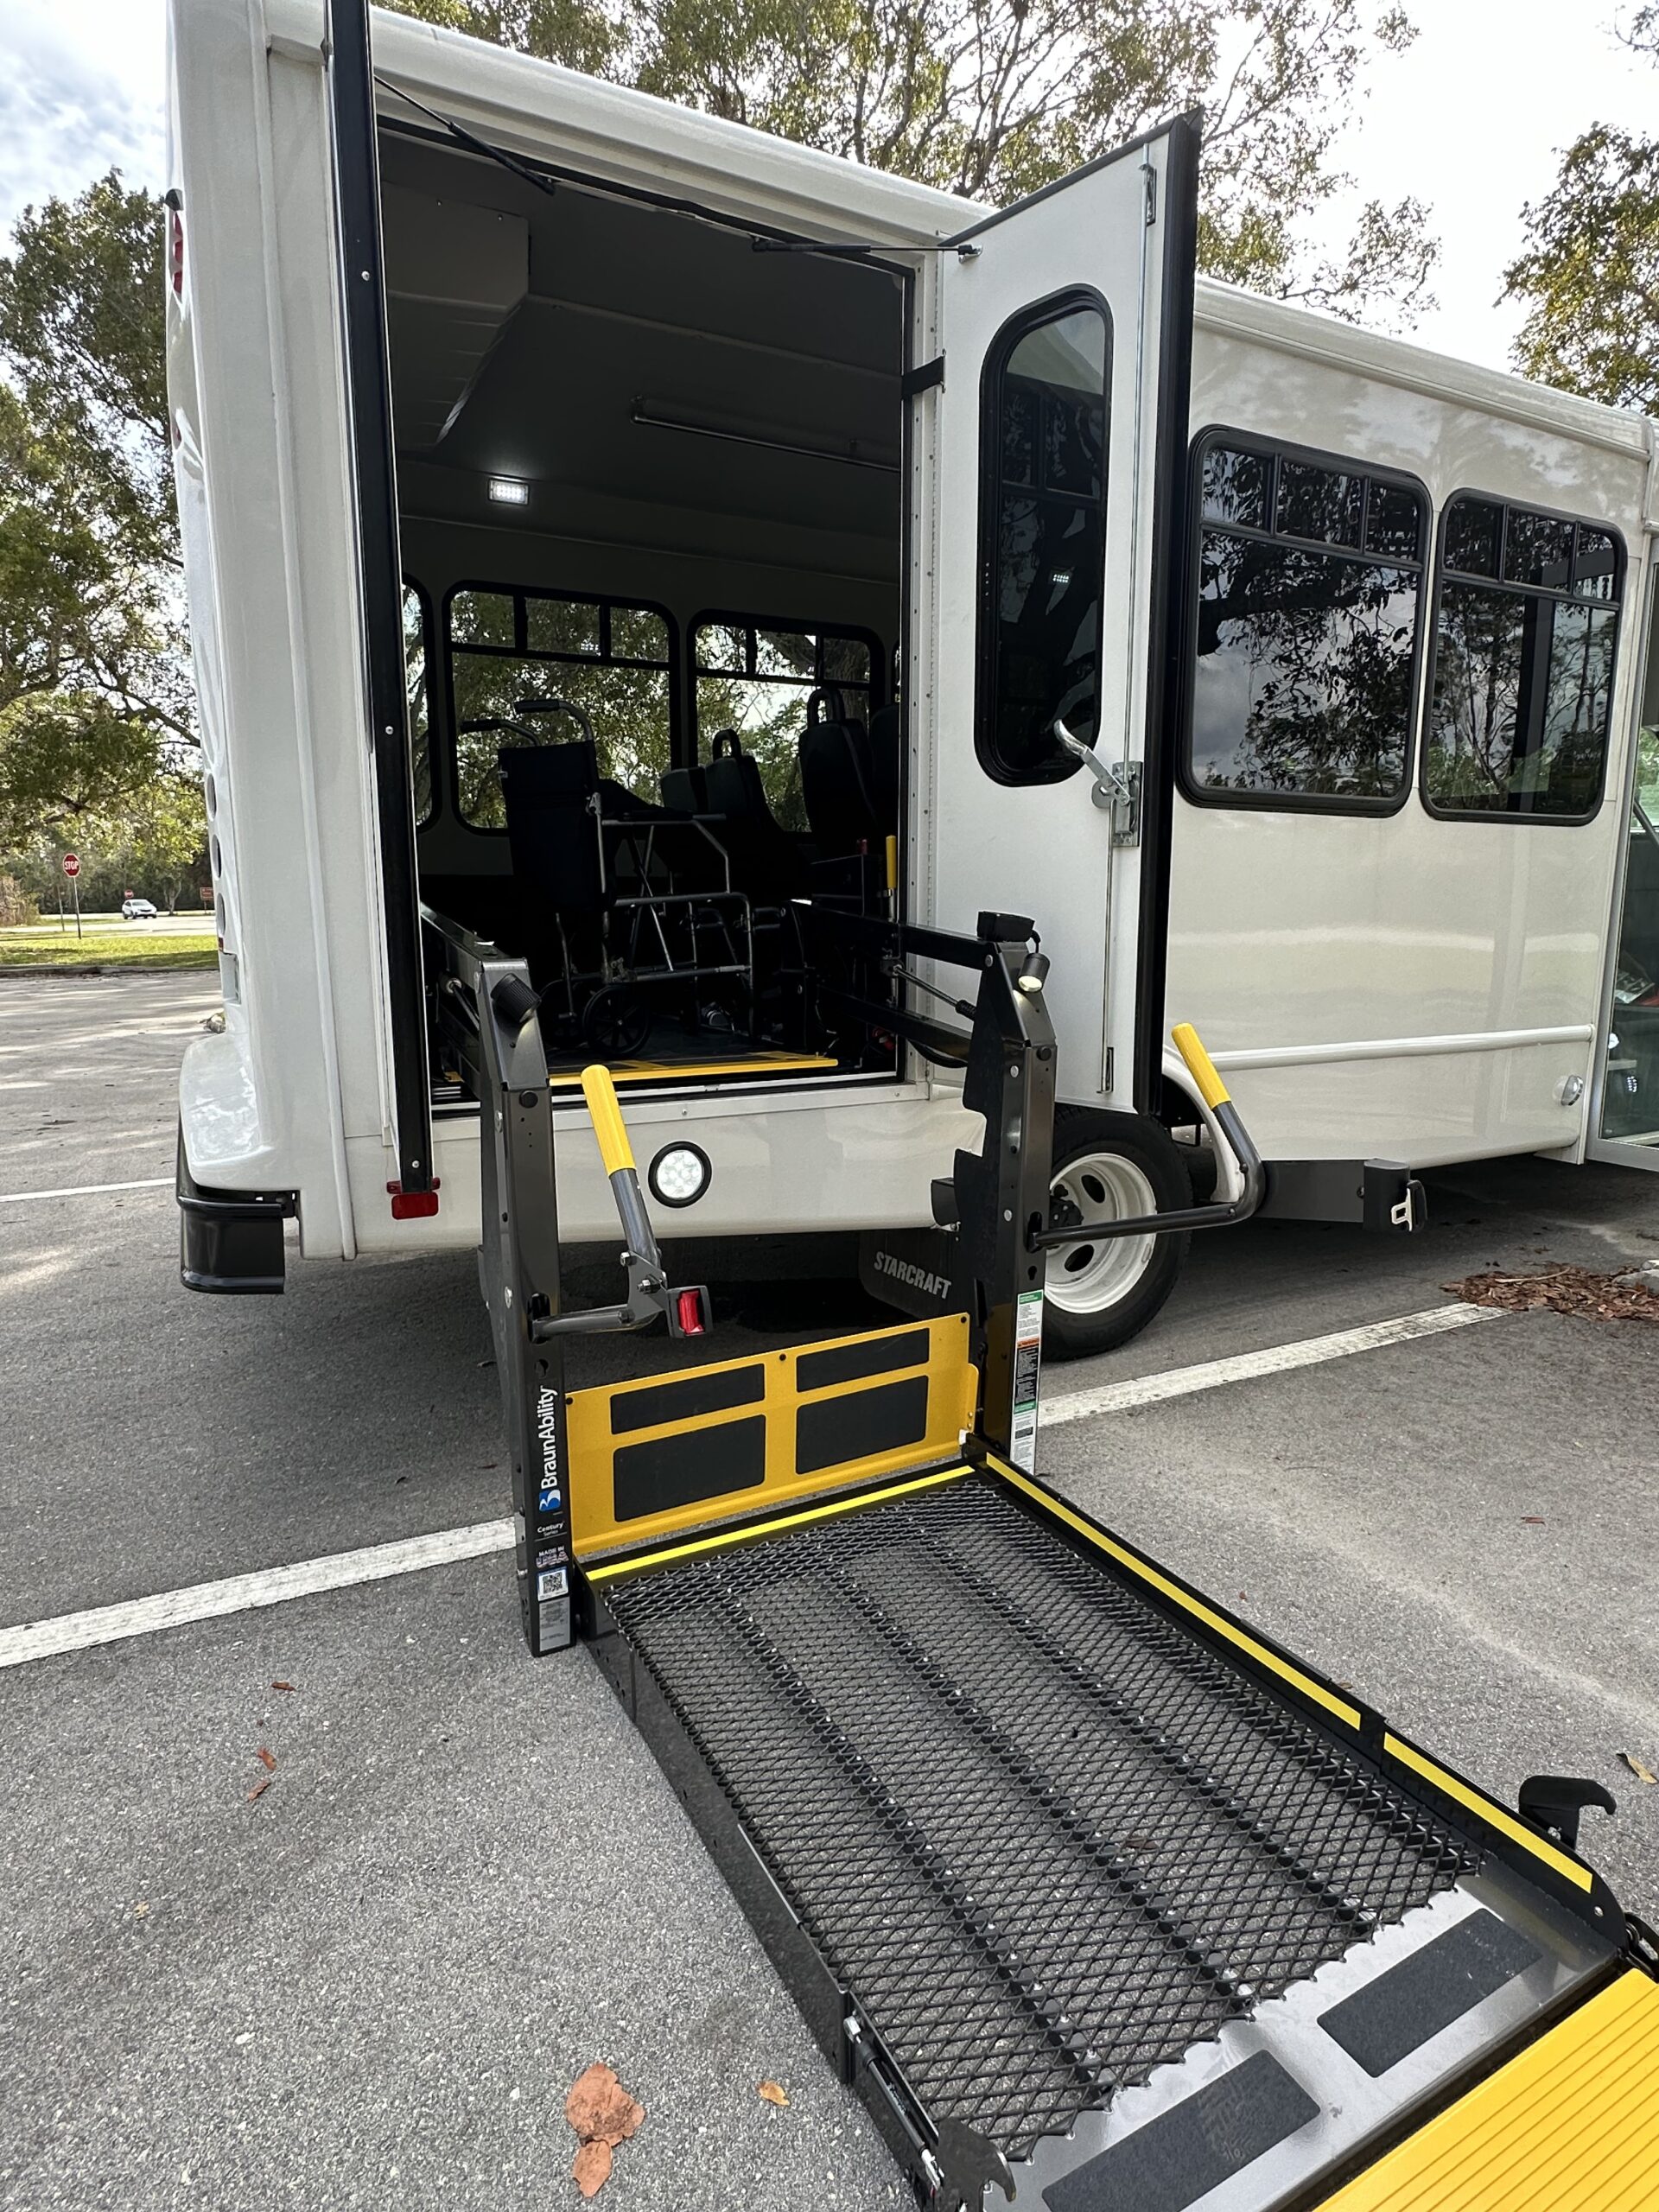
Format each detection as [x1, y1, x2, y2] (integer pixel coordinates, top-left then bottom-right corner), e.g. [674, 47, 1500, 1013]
[1043, 1110, 1192, 1357]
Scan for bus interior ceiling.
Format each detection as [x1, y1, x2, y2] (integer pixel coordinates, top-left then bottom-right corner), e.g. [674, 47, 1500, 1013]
[379, 125, 909, 1085]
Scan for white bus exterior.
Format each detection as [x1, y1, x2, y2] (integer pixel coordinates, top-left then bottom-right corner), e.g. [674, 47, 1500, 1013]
[165, 0, 1659, 1350]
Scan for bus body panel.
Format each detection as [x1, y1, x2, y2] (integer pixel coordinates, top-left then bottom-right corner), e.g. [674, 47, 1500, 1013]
[168, 0, 1659, 1274]
[1168, 310, 1654, 1168]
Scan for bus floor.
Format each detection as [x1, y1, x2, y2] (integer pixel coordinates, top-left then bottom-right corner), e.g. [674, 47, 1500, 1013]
[3, 972, 1657, 2210]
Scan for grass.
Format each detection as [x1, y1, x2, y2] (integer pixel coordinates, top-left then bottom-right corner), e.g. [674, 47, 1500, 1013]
[0, 925, 218, 971]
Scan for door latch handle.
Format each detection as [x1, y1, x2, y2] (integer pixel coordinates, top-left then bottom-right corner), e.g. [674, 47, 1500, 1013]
[1052, 719, 1141, 845]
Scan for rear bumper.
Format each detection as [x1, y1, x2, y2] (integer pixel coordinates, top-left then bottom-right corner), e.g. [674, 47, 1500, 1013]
[176, 1128, 295, 1294]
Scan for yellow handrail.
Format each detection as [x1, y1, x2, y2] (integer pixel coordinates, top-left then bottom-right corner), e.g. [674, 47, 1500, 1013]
[580, 1064, 636, 1176]
[1171, 1022, 1230, 1112]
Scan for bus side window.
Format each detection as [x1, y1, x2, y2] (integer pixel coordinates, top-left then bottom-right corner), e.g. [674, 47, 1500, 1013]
[403, 581, 434, 825]
[690, 619, 880, 833]
[1181, 432, 1427, 812]
[446, 587, 676, 828]
[1424, 498, 1624, 822]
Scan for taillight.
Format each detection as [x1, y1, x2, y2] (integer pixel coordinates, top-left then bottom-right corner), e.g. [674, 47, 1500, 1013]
[676, 1287, 708, 1336]
[168, 205, 184, 299]
[387, 1179, 441, 1220]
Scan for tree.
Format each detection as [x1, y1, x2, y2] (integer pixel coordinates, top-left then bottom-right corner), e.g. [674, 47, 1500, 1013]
[3, 772, 209, 916]
[1502, 10, 1659, 411]
[0, 172, 174, 556]
[0, 175, 191, 854]
[386, 0, 1439, 323]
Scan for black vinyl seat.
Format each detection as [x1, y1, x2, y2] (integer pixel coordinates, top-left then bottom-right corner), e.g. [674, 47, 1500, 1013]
[658, 765, 709, 817]
[798, 689, 883, 855]
[499, 737, 605, 918]
[701, 731, 806, 901]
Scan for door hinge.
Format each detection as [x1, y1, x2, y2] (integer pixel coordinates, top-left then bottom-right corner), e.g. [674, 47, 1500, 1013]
[1103, 758, 1141, 845]
[902, 353, 945, 399]
[1143, 162, 1158, 226]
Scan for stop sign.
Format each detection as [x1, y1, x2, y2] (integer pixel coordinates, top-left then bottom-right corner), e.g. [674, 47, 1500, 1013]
[62, 853, 80, 879]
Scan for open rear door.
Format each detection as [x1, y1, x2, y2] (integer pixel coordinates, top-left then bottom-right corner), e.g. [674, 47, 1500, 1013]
[918, 117, 1198, 1112]
[326, 0, 433, 1198]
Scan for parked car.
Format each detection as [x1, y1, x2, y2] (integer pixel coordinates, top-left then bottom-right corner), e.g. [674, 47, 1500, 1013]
[121, 898, 159, 920]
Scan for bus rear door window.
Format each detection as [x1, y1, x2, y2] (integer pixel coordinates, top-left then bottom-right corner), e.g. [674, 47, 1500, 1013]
[976, 296, 1111, 786]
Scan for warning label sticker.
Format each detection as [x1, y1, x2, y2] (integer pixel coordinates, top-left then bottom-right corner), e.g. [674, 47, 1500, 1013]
[1011, 1289, 1043, 1471]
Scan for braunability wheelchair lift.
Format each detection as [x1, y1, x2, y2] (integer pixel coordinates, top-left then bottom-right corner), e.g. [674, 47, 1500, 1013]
[459, 912, 1659, 2210]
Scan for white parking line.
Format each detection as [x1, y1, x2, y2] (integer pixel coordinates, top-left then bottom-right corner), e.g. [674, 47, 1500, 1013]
[1041, 1300, 1502, 1426]
[0, 1301, 1501, 1669]
[0, 1176, 174, 1205]
[0, 1521, 515, 1669]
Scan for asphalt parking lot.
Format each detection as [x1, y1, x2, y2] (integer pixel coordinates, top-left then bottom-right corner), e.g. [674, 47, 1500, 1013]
[4, 972, 1658, 2211]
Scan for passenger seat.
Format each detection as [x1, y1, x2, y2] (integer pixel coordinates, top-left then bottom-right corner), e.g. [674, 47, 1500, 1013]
[798, 690, 884, 855]
[658, 765, 709, 816]
[701, 731, 804, 900]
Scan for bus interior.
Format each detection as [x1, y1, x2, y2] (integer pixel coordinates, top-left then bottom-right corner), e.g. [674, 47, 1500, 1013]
[382, 122, 918, 1096]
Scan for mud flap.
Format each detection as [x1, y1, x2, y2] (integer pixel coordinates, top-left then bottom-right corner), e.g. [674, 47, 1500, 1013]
[859, 1227, 970, 1319]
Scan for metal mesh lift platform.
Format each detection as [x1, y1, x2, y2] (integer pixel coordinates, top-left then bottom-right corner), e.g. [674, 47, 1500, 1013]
[463, 909, 1656, 2209]
[589, 1462, 1642, 2207]
[597, 1471, 1467, 2157]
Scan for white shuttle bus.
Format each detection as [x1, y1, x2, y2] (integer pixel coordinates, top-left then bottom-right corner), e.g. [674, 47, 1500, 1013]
[167, 0, 1659, 1353]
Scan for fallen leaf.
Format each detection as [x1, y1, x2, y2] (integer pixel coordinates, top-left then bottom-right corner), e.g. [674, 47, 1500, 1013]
[270, 1681, 296, 1693]
[132, 1902, 149, 1917]
[573, 2139, 612, 2198]
[1619, 1751, 1658, 1785]
[255, 1747, 276, 1771]
[247, 1776, 275, 1803]
[1442, 1264, 1659, 1325]
[565, 2063, 645, 2148]
[758, 2080, 789, 2107]
[1521, 1516, 1546, 1525]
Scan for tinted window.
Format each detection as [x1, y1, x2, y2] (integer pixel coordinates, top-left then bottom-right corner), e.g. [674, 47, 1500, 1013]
[1427, 497, 1624, 820]
[692, 620, 876, 832]
[1185, 437, 1427, 807]
[448, 588, 672, 828]
[977, 297, 1111, 785]
[403, 582, 432, 824]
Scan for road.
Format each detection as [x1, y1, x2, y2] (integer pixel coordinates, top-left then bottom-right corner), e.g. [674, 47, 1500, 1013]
[3, 972, 1657, 2211]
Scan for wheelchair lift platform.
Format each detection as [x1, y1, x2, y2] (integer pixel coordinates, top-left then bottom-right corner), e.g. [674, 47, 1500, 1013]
[468, 912, 1658, 2210]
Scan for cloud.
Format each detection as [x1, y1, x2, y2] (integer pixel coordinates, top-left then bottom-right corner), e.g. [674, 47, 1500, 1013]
[0, 1, 166, 236]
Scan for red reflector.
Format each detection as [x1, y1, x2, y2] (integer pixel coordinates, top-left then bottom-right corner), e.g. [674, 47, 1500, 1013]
[387, 1179, 441, 1220]
[168, 207, 184, 299]
[676, 1288, 706, 1336]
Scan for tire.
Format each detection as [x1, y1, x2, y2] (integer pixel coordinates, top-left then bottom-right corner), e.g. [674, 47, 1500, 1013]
[1043, 1109, 1192, 1357]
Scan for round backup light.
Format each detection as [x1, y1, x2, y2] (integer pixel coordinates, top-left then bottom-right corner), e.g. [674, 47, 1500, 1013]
[648, 1141, 712, 1209]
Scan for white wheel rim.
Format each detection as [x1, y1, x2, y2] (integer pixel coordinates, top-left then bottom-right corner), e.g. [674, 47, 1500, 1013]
[1046, 1150, 1159, 1316]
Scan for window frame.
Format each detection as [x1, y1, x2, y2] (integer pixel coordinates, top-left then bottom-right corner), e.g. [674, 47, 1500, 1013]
[402, 575, 437, 830]
[1177, 424, 1432, 821]
[973, 283, 1114, 791]
[687, 609, 888, 758]
[442, 579, 681, 836]
[1420, 488, 1627, 828]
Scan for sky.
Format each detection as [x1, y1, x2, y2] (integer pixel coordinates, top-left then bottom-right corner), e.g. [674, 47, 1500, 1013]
[0, 0, 1650, 377]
